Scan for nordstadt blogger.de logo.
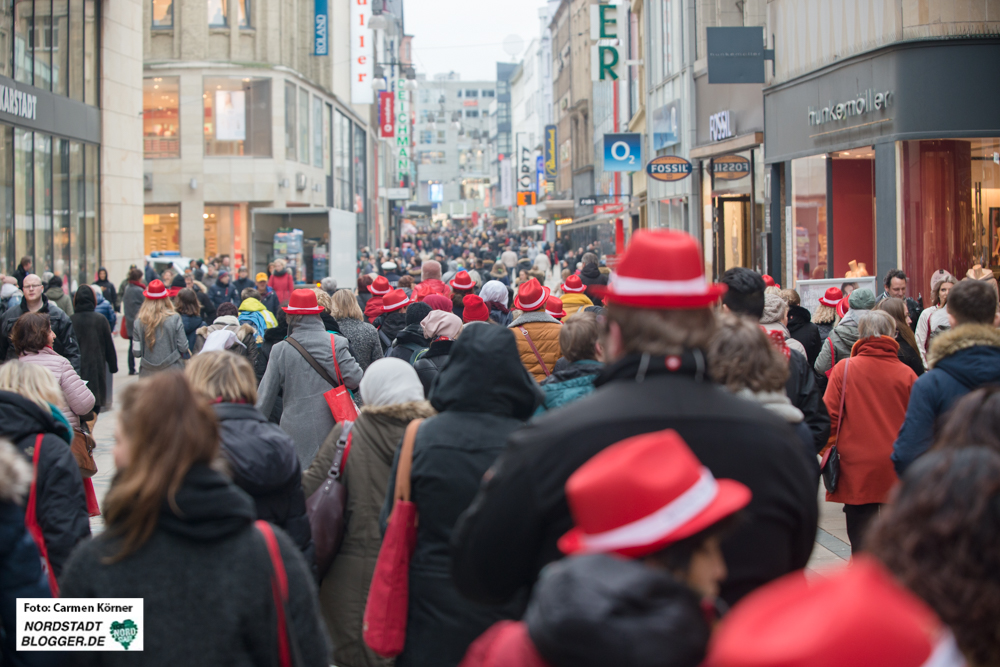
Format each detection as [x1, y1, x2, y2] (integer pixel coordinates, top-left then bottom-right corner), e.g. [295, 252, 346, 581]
[17, 599, 144, 651]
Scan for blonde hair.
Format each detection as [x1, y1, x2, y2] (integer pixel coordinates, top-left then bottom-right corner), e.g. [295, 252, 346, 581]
[185, 351, 258, 404]
[779, 289, 800, 306]
[273, 258, 287, 271]
[331, 289, 365, 321]
[312, 288, 333, 315]
[813, 304, 837, 325]
[137, 297, 176, 348]
[0, 360, 62, 412]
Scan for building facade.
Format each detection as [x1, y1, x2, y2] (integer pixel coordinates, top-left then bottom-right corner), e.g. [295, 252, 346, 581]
[0, 0, 143, 288]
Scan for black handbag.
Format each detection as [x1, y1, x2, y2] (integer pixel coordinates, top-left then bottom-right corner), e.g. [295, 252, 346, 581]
[306, 421, 353, 578]
[821, 358, 850, 493]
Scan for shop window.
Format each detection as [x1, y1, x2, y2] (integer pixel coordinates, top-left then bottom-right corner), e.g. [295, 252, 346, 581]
[152, 0, 173, 28]
[312, 97, 323, 168]
[53, 139, 70, 285]
[52, 0, 69, 96]
[829, 151, 875, 280]
[144, 77, 180, 158]
[14, 0, 31, 84]
[334, 111, 352, 211]
[354, 124, 367, 240]
[204, 77, 271, 157]
[208, 0, 227, 26]
[69, 0, 82, 101]
[204, 205, 247, 264]
[34, 133, 52, 277]
[0, 1, 12, 79]
[69, 141, 82, 286]
[14, 130, 32, 267]
[83, 143, 98, 285]
[84, 0, 96, 106]
[791, 155, 828, 282]
[32, 10, 52, 91]
[144, 205, 179, 255]
[0, 127, 11, 276]
[284, 82, 296, 160]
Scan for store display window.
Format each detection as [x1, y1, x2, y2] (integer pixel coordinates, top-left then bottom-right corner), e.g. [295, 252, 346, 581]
[204, 77, 272, 157]
[144, 77, 180, 158]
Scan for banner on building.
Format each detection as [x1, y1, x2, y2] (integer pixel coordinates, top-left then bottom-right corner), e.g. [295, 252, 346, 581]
[536, 155, 545, 196]
[500, 158, 513, 207]
[516, 133, 535, 194]
[395, 82, 410, 175]
[314, 0, 329, 55]
[543, 125, 557, 181]
[603, 133, 642, 172]
[350, 0, 373, 104]
[379, 91, 395, 138]
[215, 90, 246, 141]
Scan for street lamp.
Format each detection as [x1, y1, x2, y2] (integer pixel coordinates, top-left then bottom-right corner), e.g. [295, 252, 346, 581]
[368, 12, 389, 31]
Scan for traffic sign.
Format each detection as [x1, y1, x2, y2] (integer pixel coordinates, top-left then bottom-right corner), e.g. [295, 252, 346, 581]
[603, 133, 642, 172]
[517, 191, 537, 206]
[646, 156, 693, 182]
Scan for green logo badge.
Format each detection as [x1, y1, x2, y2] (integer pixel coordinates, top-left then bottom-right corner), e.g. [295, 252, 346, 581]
[110, 620, 138, 649]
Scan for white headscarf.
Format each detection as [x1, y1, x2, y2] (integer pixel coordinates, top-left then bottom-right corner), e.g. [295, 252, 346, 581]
[479, 280, 508, 306]
[360, 358, 425, 407]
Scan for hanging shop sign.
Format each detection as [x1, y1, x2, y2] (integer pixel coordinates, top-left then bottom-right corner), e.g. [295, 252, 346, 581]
[395, 82, 410, 175]
[536, 155, 545, 197]
[713, 154, 750, 180]
[379, 91, 395, 138]
[350, 0, 373, 104]
[595, 203, 626, 215]
[516, 133, 535, 193]
[589, 3, 624, 82]
[709, 110, 734, 142]
[314, 0, 329, 55]
[646, 155, 692, 182]
[517, 192, 537, 206]
[807, 89, 892, 127]
[544, 125, 557, 178]
[603, 133, 642, 172]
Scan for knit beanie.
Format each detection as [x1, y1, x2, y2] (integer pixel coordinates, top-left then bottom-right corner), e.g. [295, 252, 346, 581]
[405, 302, 432, 326]
[423, 294, 453, 313]
[462, 295, 490, 323]
[848, 288, 875, 311]
[760, 293, 788, 324]
[930, 269, 957, 296]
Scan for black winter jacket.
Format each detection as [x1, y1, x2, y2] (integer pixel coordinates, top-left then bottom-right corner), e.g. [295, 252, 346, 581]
[786, 349, 830, 453]
[413, 339, 454, 397]
[578, 264, 608, 305]
[213, 403, 314, 565]
[71, 287, 119, 409]
[380, 325, 540, 667]
[387, 323, 430, 363]
[526, 555, 710, 667]
[0, 296, 81, 372]
[374, 310, 407, 353]
[59, 465, 329, 667]
[787, 305, 822, 367]
[0, 391, 90, 579]
[451, 351, 818, 608]
[208, 279, 237, 310]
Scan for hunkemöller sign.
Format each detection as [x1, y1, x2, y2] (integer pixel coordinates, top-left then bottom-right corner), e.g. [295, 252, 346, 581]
[807, 89, 891, 127]
[0, 84, 37, 120]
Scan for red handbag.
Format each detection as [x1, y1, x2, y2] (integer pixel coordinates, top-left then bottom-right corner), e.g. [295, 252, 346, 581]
[24, 434, 59, 596]
[255, 520, 301, 667]
[363, 419, 424, 657]
[287, 335, 359, 423]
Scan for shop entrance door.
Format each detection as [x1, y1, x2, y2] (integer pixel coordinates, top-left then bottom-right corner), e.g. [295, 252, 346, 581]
[713, 195, 752, 280]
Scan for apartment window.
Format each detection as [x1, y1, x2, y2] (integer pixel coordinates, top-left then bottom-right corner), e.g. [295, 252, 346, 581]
[208, 0, 226, 26]
[144, 77, 180, 158]
[204, 77, 271, 156]
[418, 151, 446, 165]
[284, 82, 296, 160]
[419, 130, 433, 144]
[238, 0, 249, 27]
[152, 0, 173, 28]
[312, 97, 323, 167]
[436, 131, 446, 144]
[456, 90, 462, 98]
[464, 90, 478, 98]
[465, 110, 479, 118]
[482, 90, 495, 98]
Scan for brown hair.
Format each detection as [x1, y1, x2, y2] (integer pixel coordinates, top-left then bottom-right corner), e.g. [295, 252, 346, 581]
[103, 373, 220, 561]
[605, 304, 716, 356]
[11, 312, 52, 355]
[948, 279, 998, 325]
[186, 351, 258, 404]
[128, 268, 143, 282]
[708, 314, 789, 393]
[398, 275, 415, 289]
[331, 289, 365, 321]
[559, 312, 600, 362]
[240, 288, 261, 302]
[876, 298, 919, 353]
[778, 289, 800, 306]
[175, 288, 201, 317]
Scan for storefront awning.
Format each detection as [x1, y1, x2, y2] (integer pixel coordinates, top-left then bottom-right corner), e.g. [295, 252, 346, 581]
[536, 199, 574, 214]
[690, 132, 763, 160]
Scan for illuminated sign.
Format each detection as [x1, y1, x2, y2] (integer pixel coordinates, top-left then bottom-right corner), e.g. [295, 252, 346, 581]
[646, 156, 693, 182]
[713, 154, 750, 180]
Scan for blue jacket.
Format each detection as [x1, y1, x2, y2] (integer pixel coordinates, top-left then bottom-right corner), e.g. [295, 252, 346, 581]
[536, 359, 603, 414]
[207, 280, 237, 309]
[94, 292, 116, 330]
[892, 324, 1000, 474]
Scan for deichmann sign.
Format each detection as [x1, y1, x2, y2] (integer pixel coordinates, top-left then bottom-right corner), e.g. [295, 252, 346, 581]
[350, 0, 373, 104]
[589, 4, 624, 82]
[313, 0, 329, 56]
[395, 80, 410, 175]
[713, 154, 750, 180]
[0, 83, 37, 120]
[646, 155, 692, 181]
[808, 89, 892, 126]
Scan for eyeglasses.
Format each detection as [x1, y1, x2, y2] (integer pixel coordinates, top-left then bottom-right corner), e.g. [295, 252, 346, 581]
[23, 283, 43, 290]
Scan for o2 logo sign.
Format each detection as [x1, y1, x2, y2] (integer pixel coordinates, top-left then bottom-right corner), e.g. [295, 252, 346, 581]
[603, 133, 642, 172]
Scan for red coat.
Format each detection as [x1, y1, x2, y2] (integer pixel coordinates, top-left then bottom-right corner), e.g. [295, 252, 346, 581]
[267, 271, 295, 306]
[459, 621, 552, 667]
[823, 336, 917, 505]
[415, 278, 452, 302]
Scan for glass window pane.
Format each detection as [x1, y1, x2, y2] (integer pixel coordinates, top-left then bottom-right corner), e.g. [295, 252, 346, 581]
[53, 138, 69, 286]
[0, 127, 12, 276]
[238, 0, 249, 27]
[84, 143, 98, 286]
[354, 124, 366, 243]
[299, 89, 309, 164]
[152, 0, 173, 28]
[208, 0, 226, 26]
[0, 1, 12, 79]
[34, 133, 52, 278]
[52, 0, 68, 96]
[33, 0, 52, 90]
[14, 130, 33, 270]
[334, 111, 350, 210]
[323, 103, 331, 176]
[284, 82, 296, 160]
[143, 205, 179, 254]
[14, 0, 31, 84]
[312, 96, 322, 168]
[791, 155, 828, 283]
[204, 77, 270, 157]
[69, 0, 82, 101]
[144, 76, 180, 158]
[69, 141, 82, 288]
[84, 0, 97, 106]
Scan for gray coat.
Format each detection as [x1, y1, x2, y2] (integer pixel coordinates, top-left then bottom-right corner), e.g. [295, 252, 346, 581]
[813, 323, 859, 376]
[256, 316, 363, 468]
[123, 283, 145, 337]
[132, 313, 189, 377]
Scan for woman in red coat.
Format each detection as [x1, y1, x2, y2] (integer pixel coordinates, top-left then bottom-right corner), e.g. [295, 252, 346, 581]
[267, 258, 295, 306]
[823, 310, 917, 552]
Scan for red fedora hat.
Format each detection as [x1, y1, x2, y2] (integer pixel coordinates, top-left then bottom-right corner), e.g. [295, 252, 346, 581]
[545, 295, 567, 320]
[369, 275, 392, 296]
[819, 287, 843, 308]
[449, 270, 476, 292]
[558, 429, 750, 559]
[836, 295, 850, 319]
[561, 274, 586, 293]
[705, 558, 945, 667]
[382, 288, 411, 313]
[513, 277, 550, 312]
[282, 288, 325, 315]
[594, 230, 727, 309]
[143, 279, 169, 300]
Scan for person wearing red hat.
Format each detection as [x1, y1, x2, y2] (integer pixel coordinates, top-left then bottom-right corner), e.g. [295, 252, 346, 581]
[559, 274, 594, 317]
[257, 288, 362, 467]
[705, 558, 955, 667]
[130, 279, 191, 377]
[761, 274, 780, 289]
[449, 270, 477, 320]
[544, 295, 566, 321]
[372, 288, 411, 352]
[509, 277, 562, 382]
[462, 429, 751, 667]
[423, 293, 454, 313]
[453, 229, 817, 609]
[814, 286, 842, 340]
[363, 275, 393, 323]
[462, 294, 491, 324]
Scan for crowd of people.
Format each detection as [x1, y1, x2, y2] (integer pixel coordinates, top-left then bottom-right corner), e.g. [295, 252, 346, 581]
[0, 227, 998, 667]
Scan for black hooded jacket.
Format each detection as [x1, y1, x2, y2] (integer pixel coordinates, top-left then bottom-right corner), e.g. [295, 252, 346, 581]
[0, 391, 90, 578]
[373, 310, 407, 352]
[787, 305, 822, 366]
[70, 286, 118, 408]
[379, 325, 541, 667]
[95, 267, 118, 310]
[526, 555, 710, 667]
[579, 264, 608, 305]
[387, 322, 430, 362]
[59, 465, 329, 666]
[413, 339, 455, 397]
[0, 295, 81, 372]
[213, 403, 314, 566]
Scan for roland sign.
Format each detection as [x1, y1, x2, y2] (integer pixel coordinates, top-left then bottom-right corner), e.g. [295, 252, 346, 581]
[808, 89, 892, 127]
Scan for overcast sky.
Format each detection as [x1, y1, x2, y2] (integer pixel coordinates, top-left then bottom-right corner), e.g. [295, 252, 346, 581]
[405, 0, 550, 82]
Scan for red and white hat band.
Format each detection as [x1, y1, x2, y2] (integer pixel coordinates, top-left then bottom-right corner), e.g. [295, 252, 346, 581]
[518, 291, 547, 311]
[562, 283, 586, 293]
[576, 468, 718, 554]
[284, 304, 320, 313]
[608, 273, 712, 296]
[818, 297, 839, 307]
[384, 297, 410, 312]
[453, 277, 475, 290]
[145, 286, 169, 298]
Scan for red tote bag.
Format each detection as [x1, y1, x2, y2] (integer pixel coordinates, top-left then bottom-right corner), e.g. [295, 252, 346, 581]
[287, 335, 359, 424]
[25, 434, 59, 597]
[363, 419, 423, 658]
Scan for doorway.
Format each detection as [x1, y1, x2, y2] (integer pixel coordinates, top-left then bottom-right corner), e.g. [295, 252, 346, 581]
[714, 195, 751, 280]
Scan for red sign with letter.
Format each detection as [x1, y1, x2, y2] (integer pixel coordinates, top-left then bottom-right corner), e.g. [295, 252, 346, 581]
[379, 91, 395, 138]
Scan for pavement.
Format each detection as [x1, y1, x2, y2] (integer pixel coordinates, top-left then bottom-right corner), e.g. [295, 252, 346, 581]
[89, 303, 851, 571]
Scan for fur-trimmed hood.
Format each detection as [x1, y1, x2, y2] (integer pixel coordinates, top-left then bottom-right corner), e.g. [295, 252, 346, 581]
[361, 400, 436, 421]
[0, 440, 31, 503]
[927, 324, 1000, 368]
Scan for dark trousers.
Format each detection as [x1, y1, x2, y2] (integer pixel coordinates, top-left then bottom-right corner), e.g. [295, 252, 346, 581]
[127, 347, 136, 374]
[843, 503, 882, 554]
